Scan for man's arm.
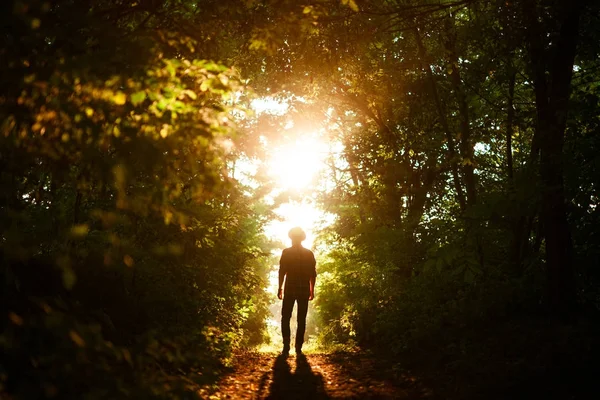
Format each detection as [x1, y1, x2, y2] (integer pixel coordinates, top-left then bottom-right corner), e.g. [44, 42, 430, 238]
[278, 250, 286, 300]
[309, 251, 316, 301]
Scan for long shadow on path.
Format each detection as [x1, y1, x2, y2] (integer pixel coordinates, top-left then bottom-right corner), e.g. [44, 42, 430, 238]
[262, 354, 329, 399]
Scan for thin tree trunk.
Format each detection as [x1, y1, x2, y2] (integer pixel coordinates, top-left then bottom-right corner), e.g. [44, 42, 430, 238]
[442, 16, 484, 266]
[506, 70, 526, 270]
[444, 17, 477, 206]
[414, 27, 466, 211]
[406, 157, 437, 231]
[347, 158, 366, 224]
[506, 71, 516, 182]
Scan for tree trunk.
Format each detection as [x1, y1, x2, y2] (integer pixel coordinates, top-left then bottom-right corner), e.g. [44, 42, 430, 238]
[523, 0, 583, 314]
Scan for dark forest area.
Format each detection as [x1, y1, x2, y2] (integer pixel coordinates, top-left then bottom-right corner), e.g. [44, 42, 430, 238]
[2, 0, 600, 399]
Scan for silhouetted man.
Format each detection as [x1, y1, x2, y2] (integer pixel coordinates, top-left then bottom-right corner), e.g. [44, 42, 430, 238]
[278, 227, 316, 356]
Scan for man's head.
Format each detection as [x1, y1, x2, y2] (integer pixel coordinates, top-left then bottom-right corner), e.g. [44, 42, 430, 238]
[288, 227, 306, 246]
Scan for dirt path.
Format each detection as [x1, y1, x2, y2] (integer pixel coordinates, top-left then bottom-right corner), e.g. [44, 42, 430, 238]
[207, 351, 432, 399]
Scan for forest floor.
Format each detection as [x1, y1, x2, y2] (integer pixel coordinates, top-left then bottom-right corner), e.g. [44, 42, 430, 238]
[205, 350, 433, 399]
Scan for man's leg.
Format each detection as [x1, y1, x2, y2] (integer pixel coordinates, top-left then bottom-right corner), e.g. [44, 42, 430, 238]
[281, 296, 294, 354]
[295, 297, 309, 352]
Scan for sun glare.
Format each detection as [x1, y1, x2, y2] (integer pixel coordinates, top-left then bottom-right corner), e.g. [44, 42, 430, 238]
[264, 133, 331, 247]
[251, 97, 288, 116]
[251, 97, 332, 246]
[268, 137, 327, 191]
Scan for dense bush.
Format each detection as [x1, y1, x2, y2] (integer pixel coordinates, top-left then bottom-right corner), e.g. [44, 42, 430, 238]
[1, 1, 274, 398]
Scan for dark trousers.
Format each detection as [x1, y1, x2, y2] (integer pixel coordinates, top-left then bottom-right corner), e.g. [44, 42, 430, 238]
[281, 295, 309, 349]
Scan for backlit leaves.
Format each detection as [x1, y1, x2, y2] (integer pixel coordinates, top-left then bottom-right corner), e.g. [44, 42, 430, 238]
[341, 0, 359, 12]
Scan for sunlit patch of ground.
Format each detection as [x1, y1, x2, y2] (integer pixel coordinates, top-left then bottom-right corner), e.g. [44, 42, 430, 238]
[255, 339, 322, 355]
[206, 350, 431, 399]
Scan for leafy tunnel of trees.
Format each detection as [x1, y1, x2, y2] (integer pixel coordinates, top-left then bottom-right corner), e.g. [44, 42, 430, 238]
[2, 0, 600, 399]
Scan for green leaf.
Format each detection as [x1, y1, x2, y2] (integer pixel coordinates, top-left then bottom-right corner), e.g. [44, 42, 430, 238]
[165, 62, 176, 77]
[157, 98, 168, 111]
[184, 89, 197, 100]
[131, 91, 146, 105]
[200, 80, 211, 92]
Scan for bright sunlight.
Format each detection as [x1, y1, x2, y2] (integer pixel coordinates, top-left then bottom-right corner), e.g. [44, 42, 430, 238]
[267, 136, 329, 192]
[263, 132, 333, 249]
[252, 96, 333, 247]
